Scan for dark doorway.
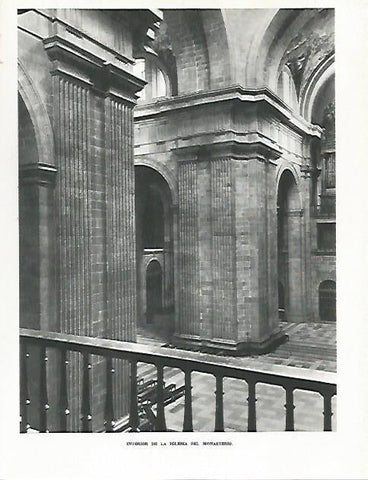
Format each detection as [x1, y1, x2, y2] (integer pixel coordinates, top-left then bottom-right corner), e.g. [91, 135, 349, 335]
[319, 280, 336, 322]
[146, 260, 163, 324]
[135, 165, 175, 331]
[277, 169, 303, 322]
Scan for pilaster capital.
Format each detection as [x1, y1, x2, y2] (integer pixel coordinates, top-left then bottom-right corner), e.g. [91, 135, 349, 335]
[19, 163, 58, 186]
[43, 35, 146, 103]
[300, 165, 314, 178]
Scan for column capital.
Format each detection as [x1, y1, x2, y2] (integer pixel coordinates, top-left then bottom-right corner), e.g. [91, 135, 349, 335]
[19, 163, 57, 186]
[300, 164, 314, 178]
[43, 35, 146, 103]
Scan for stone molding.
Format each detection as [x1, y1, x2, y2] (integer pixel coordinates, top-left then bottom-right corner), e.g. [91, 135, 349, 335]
[19, 162, 57, 186]
[172, 138, 282, 163]
[287, 209, 304, 217]
[135, 85, 323, 138]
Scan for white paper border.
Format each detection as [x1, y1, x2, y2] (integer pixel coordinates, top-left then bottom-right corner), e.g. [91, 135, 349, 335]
[1, 1, 368, 479]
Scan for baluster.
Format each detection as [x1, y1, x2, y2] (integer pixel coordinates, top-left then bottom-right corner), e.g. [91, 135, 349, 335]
[284, 386, 295, 431]
[183, 368, 193, 432]
[155, 363, 167, 432]
[129, 360, 139, 432]
[39, 345, 49, 432]
[247, 378, 257, 432]
[20, 343, 30, 433]
[215, 374, 224, 432]
[59, 348, 69, 432]
[81, 352, 92, 432]
[104, 355, 115, 432]
[322, 390, 334, 431]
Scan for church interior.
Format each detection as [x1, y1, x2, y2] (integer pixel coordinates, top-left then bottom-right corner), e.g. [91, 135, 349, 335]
[18, 8, 336, 433]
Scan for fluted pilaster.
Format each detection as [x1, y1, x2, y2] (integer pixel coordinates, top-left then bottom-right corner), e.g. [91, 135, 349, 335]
[105, 97, 136, 419]
[178, 161, 200, 336]
[105, 98, 136, 342]
[53, 76, 92, 336]
[210, 158, 235, 340]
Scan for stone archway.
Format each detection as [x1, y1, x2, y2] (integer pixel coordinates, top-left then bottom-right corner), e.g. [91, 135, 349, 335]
[277, 168, 306, 322]
[135, 165, 174, 340]
[18, 93, 57, 331]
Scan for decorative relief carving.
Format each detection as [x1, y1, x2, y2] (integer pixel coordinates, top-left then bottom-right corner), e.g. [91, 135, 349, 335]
[282, 12, 334, 97]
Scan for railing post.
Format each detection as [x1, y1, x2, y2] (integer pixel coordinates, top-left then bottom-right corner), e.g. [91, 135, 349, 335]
[155, 363, 167, 432]
[20, 343, 30, 433]
[322, 390, 334, 431]
[104, 355, 115, 432]
[284, 385, 295, 431]
[129, 360, 139, 432]
[81, 352, 92, 432]
[59, 348, 69, 432]
[39, 345, 49, 433]
[215, 374, 224, 432]
[247, 378, 257, 432]
[183, 368, 193, 432]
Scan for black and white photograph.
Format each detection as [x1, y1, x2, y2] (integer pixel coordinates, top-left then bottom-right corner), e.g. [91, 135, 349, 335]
[17, 6, 336, 434]
[1, 2, 368, 479]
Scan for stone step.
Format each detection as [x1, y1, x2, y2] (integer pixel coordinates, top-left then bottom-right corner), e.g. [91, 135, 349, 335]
[276, 350, 336, 360]
[276, 343, 336, 358]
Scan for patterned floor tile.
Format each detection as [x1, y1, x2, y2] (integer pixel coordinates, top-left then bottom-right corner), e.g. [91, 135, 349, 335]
[136, 322, 336, 432]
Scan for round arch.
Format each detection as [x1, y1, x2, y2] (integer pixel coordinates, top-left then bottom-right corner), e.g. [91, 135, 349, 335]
[133, 53, 172, 102]
[135, 158, 177, 205]
[18, 61, 55, 166]
[247, 9, 311, 89]
[300, 54, 335, 122]
[135, 163, 175, 331]
[277, 167, 306, 322]
[275, 163, 302, 209]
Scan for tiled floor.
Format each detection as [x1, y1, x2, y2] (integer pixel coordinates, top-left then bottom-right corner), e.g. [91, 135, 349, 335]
[136, 322, 337, 432]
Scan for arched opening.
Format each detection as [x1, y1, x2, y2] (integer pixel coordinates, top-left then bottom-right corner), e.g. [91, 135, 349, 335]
[146, 260, 163, 324]
[135, 165, 174, 340]
[277, 169, 305, 322]
[133, 55, 171, 103]
[319, 280, 336, 322]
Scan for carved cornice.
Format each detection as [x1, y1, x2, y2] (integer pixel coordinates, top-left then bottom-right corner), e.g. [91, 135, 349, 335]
[43, 35, 146, 102]
[172, 137, 282, 163]
[135, 85, 323, 139]
[19, 163, 58, 186]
